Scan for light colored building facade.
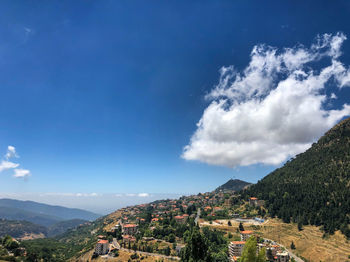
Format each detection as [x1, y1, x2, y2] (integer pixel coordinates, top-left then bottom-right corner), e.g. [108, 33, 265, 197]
[122, 224, 138, 235]
[228, 241, 245, 258]
[95, 240, 109, 255]
[249, 197, 258, 206]
[276, 251, 290, 262]
[240, 230, 253, 241]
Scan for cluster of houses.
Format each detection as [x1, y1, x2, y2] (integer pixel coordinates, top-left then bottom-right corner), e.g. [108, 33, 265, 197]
[94, 191, 272, 259]
[228, 231, 290, 262]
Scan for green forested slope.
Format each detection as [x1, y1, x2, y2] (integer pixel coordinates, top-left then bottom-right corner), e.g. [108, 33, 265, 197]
[245, 117, 350, 237]
[0, 220, 47, 238]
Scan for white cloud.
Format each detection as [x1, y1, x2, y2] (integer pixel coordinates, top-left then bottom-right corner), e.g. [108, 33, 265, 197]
[0, 146, 31, 178]
[75, 193, 99, 197]
[138, 193, 150, 197]
[13, 168, 31, 178]
[5, 146, 18, 159]
[0, 160, 19, 172]
[123, 193, 150, 197]
[183, 33, 350, 168]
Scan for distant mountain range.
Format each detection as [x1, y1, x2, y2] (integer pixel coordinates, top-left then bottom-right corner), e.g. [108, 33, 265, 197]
[0, 198, 101, 239]
[215, 179, 252, 192]
[0, 198, 100, 226]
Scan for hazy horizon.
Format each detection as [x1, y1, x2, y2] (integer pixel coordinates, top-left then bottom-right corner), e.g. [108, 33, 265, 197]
[0, 192, 189, 215]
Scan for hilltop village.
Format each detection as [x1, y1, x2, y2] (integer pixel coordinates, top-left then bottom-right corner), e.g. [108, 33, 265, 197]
[91, 188, 298, 262]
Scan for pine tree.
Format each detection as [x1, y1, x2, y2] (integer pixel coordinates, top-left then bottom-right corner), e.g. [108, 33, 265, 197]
[240, 236, 257, 262]
[257, 247, 266, 262]
[239, 222, 245, 231]
[291, 241, 296, 249]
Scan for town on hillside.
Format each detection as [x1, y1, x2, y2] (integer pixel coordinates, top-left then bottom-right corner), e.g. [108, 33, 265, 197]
[89, 188, 300, 262]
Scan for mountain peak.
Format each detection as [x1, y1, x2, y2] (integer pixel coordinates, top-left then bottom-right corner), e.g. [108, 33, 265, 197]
[215, 178, 252, 192]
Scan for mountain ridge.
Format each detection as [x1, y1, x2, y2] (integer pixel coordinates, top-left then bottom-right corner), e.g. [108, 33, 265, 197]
[244, 117, 350, 237]
[216, 178, 252, 192]
[0, 198, 101, 224]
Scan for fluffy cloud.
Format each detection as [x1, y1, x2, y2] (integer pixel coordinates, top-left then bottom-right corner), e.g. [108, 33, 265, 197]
[182, 33, 350, 168]
[0, 160, 19, 172]
[5, 146, 18, 159]
[0, 146, 31, 178]
[13, 168, 31, 178]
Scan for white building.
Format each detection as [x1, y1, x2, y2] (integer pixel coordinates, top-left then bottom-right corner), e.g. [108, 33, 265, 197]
[240, 230, 253, 241]
[276, 251, 290, 262]
[95, 239, 109, 255]
[228, 241, 245, 258]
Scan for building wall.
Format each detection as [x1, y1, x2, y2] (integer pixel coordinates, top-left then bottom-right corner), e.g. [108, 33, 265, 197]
[95, 243, 109, 255]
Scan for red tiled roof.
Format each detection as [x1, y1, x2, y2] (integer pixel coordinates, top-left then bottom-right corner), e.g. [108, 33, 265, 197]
[231, 241, 246, 244]
[98, 240, 108, 244]
[241, 230, 253, 234]
[124, 224, 137, 228]
[250, 197, 258, 200]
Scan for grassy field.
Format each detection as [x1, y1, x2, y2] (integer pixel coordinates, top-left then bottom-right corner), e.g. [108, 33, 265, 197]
[200, 218, 350, 262]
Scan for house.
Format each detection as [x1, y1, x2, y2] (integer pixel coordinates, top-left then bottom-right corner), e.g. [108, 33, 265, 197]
[112, 224, 121, 231]
[175, 215, 185, 224]
[228, 241, 245, 257]
[204, 206, 212, 212]
[95, 239, 109, 255]
[240, 230, 253, 241]
[276, 251, 290, 262]
[249, 197, 258, 206]
[122, 224, 138, 235]
[122, 235, 136, 243]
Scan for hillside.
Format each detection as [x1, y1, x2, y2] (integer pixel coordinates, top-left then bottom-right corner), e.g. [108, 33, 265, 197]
[0, 218, 89, 240]
[0, 199, 101, 222]
[0, 219, 47, 239]
[21, 217, 106, 261]
[0, 206, 61, 227]
[47, 219, 88, 237]
[216, 179, 251, 192]
[245, 117, 350, 237]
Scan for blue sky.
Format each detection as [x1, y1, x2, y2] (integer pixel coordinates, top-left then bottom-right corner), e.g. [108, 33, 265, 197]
[1, 1, 350, 212]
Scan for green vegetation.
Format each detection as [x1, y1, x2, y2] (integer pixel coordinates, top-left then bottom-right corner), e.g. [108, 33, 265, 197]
[47, 218, 88, 237]
[0, 235, 23, 262]
[181, 225, 229, 262]
[244, 117, 350, 237]
[0, 219, 47, 238]
[239, 236, 265, 262]
[21, 217, 105, 261]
